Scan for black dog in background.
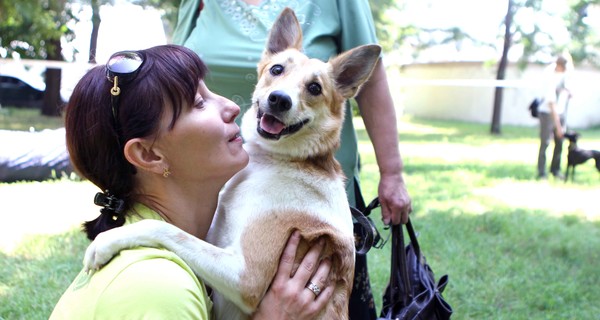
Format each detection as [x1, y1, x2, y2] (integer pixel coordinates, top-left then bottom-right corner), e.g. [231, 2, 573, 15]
[563, 131, 600, 182]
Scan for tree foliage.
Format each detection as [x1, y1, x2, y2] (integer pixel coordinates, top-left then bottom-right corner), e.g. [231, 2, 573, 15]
[0, 0, 76, 60]
[565, 0, 600, 65]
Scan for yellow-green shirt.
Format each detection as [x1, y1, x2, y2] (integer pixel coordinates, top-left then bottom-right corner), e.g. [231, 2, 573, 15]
[50, 203, 212, 319]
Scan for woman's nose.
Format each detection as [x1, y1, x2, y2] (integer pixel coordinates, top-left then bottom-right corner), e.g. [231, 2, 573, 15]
[223, 99, 241, 123]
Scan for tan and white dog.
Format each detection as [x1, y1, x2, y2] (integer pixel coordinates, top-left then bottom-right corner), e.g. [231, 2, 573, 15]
[84, 8, 381, 320]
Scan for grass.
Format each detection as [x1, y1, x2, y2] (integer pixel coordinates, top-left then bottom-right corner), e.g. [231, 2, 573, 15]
[0, 107, 64, 131]
[1, 108, 599, 319]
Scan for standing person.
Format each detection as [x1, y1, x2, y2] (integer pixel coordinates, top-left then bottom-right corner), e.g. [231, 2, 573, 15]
[537, 55, 572, 180]
[172, 1, 412, 318]
[50, 45, 334, 319]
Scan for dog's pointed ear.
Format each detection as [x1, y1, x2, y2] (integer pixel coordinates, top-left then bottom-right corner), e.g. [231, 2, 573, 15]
[330, 44, 382, 99]
[265, 7, 303, 55]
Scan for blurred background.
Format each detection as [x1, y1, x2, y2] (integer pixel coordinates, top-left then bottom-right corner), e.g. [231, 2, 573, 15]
[1, 0, 600, 130]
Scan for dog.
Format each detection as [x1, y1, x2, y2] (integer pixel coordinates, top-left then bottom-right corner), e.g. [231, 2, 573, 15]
[564, 131, 600, 182]
[83, 8, 381, 320]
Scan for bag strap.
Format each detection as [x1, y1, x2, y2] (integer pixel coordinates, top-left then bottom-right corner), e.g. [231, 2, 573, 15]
[392, 224, 413, 307]
[350, 206, 377, 255]
[405, 219, 421, 259]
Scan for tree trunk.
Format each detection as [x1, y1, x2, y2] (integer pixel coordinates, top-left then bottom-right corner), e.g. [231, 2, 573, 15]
[42, 38, 63, 117]
[491, 0, 514, 135]
[89, 0, 101, 63]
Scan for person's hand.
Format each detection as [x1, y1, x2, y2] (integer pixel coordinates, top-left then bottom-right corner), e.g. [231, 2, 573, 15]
[252, 231, 334, 320]
[378, 171, 412, 225]
[555, 125, 565, 139]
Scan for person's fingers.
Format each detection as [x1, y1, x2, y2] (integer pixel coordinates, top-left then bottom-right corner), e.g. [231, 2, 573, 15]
[275, 230, 301, 281]
[380, 197, 411, 225]
[303, 257, 331, 299]
[293, 237, 325, 280]
[313, 280, 334, 306]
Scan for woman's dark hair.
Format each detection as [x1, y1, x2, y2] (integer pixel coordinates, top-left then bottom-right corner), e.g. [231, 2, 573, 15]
[65, 45, 208, 240]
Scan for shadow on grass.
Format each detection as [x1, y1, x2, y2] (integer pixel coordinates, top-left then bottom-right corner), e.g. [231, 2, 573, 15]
[0, 229, 88, 319]
[368, 206, 600, 320]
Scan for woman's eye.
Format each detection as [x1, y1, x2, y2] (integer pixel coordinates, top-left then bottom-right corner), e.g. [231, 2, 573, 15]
[194, 97, 205, 109]
[307, 82, 322, 96]
[270, 64, 284, 76]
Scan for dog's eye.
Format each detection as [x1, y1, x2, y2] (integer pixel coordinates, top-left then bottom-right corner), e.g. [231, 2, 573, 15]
[270, 64, 284, 76]
[307, 82, 322, 96]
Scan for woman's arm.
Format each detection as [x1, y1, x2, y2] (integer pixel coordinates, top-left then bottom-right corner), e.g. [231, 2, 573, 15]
[356, 60, 412, 225]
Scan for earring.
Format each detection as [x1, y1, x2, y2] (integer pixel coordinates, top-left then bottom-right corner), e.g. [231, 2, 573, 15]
[163, 167, 171, 178]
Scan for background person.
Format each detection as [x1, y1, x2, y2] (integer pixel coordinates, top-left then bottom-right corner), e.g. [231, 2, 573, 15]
[50, 45, 333, 319]
[172, 2, 412, 318]
[537, 55, 572, 180]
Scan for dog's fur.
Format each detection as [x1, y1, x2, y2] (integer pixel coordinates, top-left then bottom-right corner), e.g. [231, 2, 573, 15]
[83, 8, 381, 320]
[564, 131, 600, 182]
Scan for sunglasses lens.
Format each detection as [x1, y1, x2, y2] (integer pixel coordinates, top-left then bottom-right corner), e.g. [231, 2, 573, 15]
[107, 52, 143, 75]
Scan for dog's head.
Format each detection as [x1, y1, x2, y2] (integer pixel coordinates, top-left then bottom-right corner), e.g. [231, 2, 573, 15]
[241, 8, 381, 159]
[564, 131, 580, 143]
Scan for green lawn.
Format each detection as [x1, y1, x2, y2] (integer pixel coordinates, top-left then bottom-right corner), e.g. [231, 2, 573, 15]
[1, 108, 599, 319]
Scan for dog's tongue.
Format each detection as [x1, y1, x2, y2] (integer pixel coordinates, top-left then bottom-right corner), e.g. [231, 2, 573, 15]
[260, 114, 285, 135]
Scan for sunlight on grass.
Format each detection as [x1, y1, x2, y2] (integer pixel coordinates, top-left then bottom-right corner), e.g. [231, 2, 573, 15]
[0, 179, 98, 253]
[474, 181, 599, 221]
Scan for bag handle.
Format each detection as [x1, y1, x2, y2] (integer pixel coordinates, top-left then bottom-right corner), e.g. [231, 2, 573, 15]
[391, 223, 412, 307]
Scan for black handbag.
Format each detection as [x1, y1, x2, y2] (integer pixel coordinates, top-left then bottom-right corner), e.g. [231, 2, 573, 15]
[529, 98, 543, 118]
[363, 198, 453, 320]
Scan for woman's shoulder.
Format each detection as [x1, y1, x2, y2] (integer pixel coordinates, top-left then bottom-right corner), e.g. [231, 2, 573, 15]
[51, 247, 212, 319]
[98, 247, 212, 318]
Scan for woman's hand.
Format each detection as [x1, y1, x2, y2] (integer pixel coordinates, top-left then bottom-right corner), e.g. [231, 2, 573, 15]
[252, 231, 334, 319]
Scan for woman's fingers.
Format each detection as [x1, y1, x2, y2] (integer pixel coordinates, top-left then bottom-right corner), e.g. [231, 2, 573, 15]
[305, 257, 332, 300]
[275, 230, 302, 281]
[293, 238, 334, 316]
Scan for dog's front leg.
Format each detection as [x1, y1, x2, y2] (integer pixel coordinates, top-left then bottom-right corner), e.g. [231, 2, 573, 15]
[83, 219, 250, 313]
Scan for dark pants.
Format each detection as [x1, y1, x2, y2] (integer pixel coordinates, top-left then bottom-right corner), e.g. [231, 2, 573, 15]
[349, 178, 377, 320]
[537, 112, 565, 176]
[349, 245, 377, 319]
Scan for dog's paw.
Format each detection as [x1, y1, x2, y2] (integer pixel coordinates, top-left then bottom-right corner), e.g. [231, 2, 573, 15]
[82, 232, 122, 273]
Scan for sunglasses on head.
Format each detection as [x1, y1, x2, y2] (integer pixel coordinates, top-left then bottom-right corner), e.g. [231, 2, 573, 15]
[105, 50, 145, 122]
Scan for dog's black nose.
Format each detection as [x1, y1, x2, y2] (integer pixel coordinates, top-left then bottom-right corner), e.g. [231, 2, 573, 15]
[268, 91, 292, 112]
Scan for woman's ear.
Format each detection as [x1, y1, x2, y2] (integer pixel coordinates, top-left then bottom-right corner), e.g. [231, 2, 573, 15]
[124, 138, 165, 175]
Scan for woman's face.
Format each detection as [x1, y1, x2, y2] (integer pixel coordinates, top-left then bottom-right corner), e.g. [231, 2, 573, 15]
[156, 80, 249, 182]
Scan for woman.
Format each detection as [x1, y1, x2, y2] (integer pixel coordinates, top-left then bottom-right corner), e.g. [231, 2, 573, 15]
[50, 45, 333, 319]
[172, 1, 412, 318]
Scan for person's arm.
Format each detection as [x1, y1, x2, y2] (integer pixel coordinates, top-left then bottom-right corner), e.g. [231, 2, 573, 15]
[355, 60, 412, 225]
[548, 101, 564, 139]
[252, 231, 334, 319]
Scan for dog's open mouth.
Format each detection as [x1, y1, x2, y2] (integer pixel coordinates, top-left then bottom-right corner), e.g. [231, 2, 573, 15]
[256, 109, 309, 140]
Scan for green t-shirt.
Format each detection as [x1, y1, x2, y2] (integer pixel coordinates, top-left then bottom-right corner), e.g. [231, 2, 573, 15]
[172, 0, 379, 206]
[50, 203, 212, 319]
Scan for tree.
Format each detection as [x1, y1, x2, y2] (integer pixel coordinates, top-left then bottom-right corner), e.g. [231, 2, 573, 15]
[566, 0, 600, 65]
[490, 0, 599, 134]
[491, 0, 515, 135]
[0, 0, 76, 116]
[85, 0, 179, 63]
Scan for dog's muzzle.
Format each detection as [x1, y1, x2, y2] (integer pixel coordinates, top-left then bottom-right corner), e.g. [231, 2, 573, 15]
[256, 109, 309, 140]
[255, 91, 309, 140]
